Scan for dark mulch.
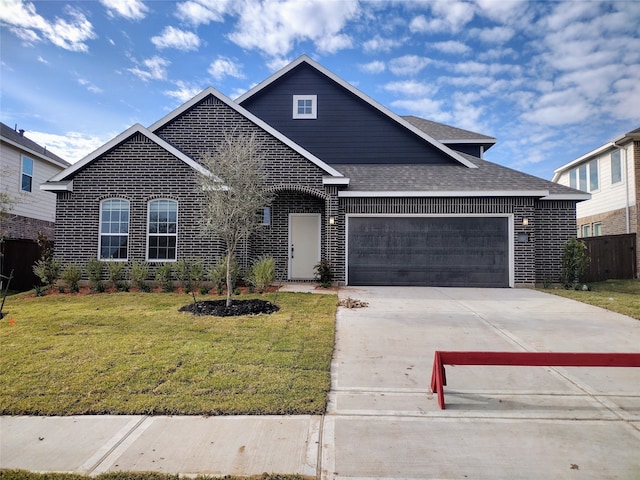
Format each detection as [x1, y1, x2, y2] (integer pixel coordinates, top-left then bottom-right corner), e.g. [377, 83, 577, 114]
[179, 299, 279, 317]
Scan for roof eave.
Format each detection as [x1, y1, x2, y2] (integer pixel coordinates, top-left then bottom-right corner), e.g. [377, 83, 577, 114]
[40, 180, 73, 192]
[0, 137, 69, 169]
[338, 190, 550, 198]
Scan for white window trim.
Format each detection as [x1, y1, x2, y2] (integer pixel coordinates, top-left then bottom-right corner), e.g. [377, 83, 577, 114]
[21, 156, 34, 193]
[293, 95, 317, 119]
[611, 150, 623, 185]
[570, 159, 599, 193]
[98, 198, 130, 261]
[146, 199, 178, 262]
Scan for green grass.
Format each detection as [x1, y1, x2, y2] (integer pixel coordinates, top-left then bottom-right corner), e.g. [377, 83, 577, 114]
[0, 471, 309, 480]
[542, 278, 640, 320]
[0, 291, 336, 416]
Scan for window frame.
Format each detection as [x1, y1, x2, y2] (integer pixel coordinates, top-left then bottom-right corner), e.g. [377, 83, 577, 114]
[593, 222, 602, 236]
[611, 149, 622, 185]
[570, 159, 599, 193]
[292, 95, 317, 119]
[261, 206, 271, 226]
[99, 198, 130, 261]
[147, 199, 178, 262]
[581, 224, 591, 238]
[21, 156, 34, 192]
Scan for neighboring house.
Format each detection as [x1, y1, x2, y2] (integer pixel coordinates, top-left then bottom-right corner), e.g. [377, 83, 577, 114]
[42, 56, 587, 288]
[552, 128, 640, 239]
[1, 122, 71, 289]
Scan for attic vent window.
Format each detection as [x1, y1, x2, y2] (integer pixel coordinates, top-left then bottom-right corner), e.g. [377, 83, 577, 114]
[293, 95, 317, 119]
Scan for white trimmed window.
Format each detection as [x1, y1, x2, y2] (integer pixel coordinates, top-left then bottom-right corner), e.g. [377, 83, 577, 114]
[581, 224, 591, 237]
[21, 156, 33, 192]
[593, 222, 602, 236]
[99, 199, 129, 260]
[147, 199, 178, 261]
[570, 159, 598, 192]
[611, 149, 622, 184]
[293, 95, 317, 119]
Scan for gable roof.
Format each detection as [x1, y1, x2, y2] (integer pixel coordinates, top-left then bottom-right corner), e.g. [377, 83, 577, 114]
[0, 122, 71, 169]
[335, 153, 589, 201]
[402, 115, 496, 151]
[148, 86, 345, 178]
[42, 124, 211, 191]
[552, 126, 640, 182]
[236, 55, 478, 169]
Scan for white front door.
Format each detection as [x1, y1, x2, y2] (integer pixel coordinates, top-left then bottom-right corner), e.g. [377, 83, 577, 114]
[289, 214, 321, 280]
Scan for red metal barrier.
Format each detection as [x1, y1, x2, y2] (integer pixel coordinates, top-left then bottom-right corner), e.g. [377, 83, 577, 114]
[430, 351, 640, 409]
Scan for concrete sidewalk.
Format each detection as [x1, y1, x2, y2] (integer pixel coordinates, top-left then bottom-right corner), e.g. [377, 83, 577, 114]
[1, 287, 639, 479]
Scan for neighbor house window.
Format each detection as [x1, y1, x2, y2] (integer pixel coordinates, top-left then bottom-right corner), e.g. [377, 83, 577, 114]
[593, 222, 602, 236]
[147, 199, 177, 261]
[581, 224, 591, 237]
[611, 149, 622, 184]
[571, 160, 598, 192]
[21, 156, 33, 192]
[99, 199, 129, 260]
[589, 159, 599, 191]
[293, 95, 317, 119]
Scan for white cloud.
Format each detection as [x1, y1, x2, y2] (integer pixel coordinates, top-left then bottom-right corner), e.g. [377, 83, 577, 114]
[384, 80, 436, 97]
[477, 47, 516, 61]
[521, 89, 592, 126]
[175, 0, 233, 25]
[359, 60, 385, 74]
[391, 97, 452, 123]
[27, 130, 113, 164]
[409, 0, 475, 34]
[473, 0, 529, 24]
[164, 80, 203, 103]
[470, 26, 515, 44]
[0, 1, 96, 52]
[208, 56, 244, 81]
[317, 33, 353, 54]
[128, 56, 170, 82]
[363, 35, 402, 53]
[100, 0, 148, 20]
[430, 40, 471, 55]
[78, 78, 103, 94]
[389, 55, 430, 76]
[151, 26, 201, 51]
[228, 0, 359, 58]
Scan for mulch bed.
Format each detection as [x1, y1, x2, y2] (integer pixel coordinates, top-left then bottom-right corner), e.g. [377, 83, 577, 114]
[179, 299, 280, 317]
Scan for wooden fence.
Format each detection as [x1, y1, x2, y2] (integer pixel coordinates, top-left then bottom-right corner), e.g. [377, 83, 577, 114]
[581, 233, 637, 282]
[1, 239, 42, 291]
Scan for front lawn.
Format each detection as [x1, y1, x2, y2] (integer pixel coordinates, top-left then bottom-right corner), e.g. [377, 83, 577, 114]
[0, 291, 336, 416]
[542, 278, 640, 320]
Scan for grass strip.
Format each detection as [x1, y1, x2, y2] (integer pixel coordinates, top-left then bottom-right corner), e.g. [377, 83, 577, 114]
[540, 278, 639, 320]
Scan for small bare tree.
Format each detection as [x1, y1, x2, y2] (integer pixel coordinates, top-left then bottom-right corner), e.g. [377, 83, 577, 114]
[197, 132, 273, 307]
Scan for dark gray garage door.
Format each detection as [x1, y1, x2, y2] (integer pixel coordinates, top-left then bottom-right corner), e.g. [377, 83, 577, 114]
[348, 216, 509, 287]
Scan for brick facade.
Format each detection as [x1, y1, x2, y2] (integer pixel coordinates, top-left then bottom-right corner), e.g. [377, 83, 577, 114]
[2, 214, 55, 241]
[52, 93, 579, 287]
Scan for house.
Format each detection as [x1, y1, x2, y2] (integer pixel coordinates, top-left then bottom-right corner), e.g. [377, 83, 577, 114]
[552, 128, 640, 239]
[42, 55, 588, 288]
[1, 122, 71, 289]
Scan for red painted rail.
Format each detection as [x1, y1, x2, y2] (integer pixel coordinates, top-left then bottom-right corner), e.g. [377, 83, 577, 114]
[430, 351, 640, 409]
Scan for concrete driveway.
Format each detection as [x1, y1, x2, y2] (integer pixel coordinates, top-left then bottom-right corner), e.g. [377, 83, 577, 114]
[324, 286, 640, 479]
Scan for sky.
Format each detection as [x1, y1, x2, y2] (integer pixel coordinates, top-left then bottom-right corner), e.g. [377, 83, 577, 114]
[1, 0, 639, 181]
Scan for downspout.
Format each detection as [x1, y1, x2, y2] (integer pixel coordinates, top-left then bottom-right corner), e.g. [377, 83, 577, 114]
[613, 142, 631, 234]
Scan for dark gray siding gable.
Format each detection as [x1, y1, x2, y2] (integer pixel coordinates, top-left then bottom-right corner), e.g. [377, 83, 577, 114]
[240, 63, 457, 165]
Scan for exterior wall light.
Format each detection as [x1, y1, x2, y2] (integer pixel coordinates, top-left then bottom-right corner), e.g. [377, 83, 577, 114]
[522, 218, 529, 226]
[329, 217, 335, 225]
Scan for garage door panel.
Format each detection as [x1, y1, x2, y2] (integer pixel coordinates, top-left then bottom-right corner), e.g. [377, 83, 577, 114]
[348, 217, 509, 287]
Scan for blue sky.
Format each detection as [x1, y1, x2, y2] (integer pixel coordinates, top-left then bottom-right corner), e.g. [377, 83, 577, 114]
[1, 0, 639, 180]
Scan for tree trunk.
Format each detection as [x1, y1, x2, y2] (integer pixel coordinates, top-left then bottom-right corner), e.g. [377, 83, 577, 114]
[226, 251, 233, 307]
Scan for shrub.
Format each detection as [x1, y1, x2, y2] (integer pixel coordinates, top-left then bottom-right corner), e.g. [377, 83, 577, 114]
[155, 263, 174, 292]
[207, 255, 239, 295]
[246, 255, 276, 292]
[107, 261, 127, 290]
[61, 263, 82, 293]
[130, 260, 150, 291]
[314, 259, 334, 288]
[33, 257, 61, 288]
[86, 257, 104, 291]
[175, 258, 205, 292]
[560, 237, 590, 289]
